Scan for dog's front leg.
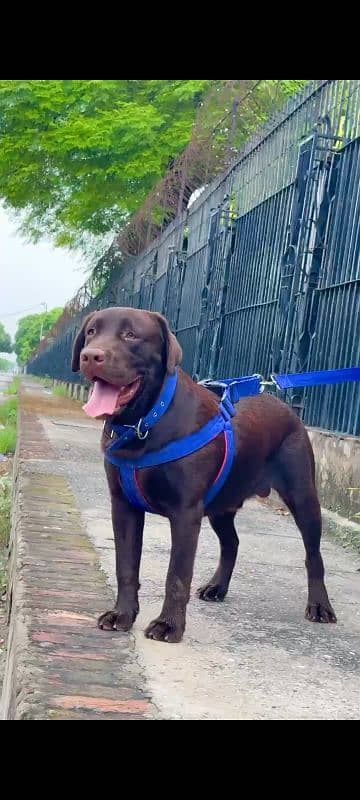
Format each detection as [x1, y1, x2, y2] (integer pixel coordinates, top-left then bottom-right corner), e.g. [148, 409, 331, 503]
[98, 494, 144, 632]
[145, 506, 202, 643]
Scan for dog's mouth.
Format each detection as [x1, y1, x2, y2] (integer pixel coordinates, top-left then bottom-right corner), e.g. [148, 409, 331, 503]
[82, 377, 142, 419]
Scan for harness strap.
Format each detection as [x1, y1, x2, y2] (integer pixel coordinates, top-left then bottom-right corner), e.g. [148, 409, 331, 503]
[119, 462, 154, 513]
[204, 425, 234, 506]
[113, 423, 235, 513]
[104, 371, 261, 513]
[105, 413, 228, 470]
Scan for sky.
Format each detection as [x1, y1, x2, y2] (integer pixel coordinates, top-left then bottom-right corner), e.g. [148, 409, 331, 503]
[0, 207, 85, 354]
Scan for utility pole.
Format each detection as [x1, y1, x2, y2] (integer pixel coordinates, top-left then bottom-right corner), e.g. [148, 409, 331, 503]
[39, 302, 47, 341]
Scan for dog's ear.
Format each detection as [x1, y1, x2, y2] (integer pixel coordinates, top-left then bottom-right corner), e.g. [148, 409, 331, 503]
[153, 313, 182, 375]
[71, 314, 93, 372]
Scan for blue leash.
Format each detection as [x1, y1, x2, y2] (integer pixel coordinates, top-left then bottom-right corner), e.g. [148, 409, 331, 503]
[271, 366, 360, 391]
[200, 366, 360, 400]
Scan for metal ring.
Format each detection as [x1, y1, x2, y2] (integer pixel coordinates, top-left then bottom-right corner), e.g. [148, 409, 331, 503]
[136, 418, 149, 440]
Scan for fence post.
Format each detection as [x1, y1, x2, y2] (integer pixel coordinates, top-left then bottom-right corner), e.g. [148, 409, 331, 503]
[272, 125, 338, 416]
[193, 209, 219, 380]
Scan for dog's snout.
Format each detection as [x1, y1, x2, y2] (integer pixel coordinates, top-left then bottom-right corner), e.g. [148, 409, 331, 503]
[81, 348, 106, 366]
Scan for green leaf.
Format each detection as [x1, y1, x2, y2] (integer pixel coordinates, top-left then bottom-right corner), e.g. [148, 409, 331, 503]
[0, 80, 307, 256]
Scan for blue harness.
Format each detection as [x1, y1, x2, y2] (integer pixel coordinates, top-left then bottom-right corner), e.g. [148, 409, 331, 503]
[104, 364, 360, 513]
[104, 371, 262, 513]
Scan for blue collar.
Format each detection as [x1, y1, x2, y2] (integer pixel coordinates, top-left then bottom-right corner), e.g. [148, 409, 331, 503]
[105, 369, 178, 449]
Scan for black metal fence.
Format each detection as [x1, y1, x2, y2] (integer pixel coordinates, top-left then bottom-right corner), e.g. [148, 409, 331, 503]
[28, 80, 360, 436]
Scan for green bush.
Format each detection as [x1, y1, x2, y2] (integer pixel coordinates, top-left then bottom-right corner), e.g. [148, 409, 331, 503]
[0, 475, 11, 592]
[0, 398, 18, 426]
[0, 398, 18, 454]
[53, 384, 69, 398]
[0, 426, 17, 455]
[42, 376, 54, 389]
[27, 374, 53, 388]
[0, 476, 11, 548]
[5, 376, 20, 395]
[0, 357, 13, 373]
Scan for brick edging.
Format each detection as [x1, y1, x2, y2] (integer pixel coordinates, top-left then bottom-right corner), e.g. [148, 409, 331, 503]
[1, 407, 153, 720]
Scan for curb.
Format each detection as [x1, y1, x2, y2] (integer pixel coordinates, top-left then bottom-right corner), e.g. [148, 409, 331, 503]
[264, 490, 360, 554]
[321, 507, 360, 553]
[0, 404, 153, 720]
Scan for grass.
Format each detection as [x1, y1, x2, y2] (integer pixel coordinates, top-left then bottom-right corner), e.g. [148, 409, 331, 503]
[0, 427, 17, 455]
[0, 382, 18, 596]
[0, 358, 13, 373]
[4, 376, 20, 395]
[0, 397, 18, 428]
[27, 374, 54, 389]
[53, 384, 69, 398]
[0, 476, 11, 593]
[0, 397, 18, 455]
[0, 477, 11, 548]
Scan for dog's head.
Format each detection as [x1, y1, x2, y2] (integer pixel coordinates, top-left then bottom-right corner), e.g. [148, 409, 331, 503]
[71, 307, 182, 418]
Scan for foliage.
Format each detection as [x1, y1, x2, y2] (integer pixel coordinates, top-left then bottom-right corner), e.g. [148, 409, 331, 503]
[0, 322, 12, 354]
[0, 476, 11, 594]
[0, 80, 307, 255]
[0, 397, 18, 427]
[4, 377, 20, 395]
[0, 386, 18, 591]
[14, 307, 63, 365]
[0, 357, 13, 372]
[53, 384, 69, 398]
[0, 80, 218, 253]
[0, 426, 16, 456]
[0, 397, 17, 456]
[27, 374, 53, 388]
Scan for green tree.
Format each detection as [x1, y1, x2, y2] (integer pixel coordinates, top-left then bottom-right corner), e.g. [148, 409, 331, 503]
[0, 80, 219, 253]
[14, 308, 63, 365]
[0, 357, 13, 372]
[0, 322, 12, 353]
[0, 80, 308, 259]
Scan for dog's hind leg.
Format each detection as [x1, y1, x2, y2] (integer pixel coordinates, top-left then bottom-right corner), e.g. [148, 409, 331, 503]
[197, 512, 239, 602]
[271, 430, 336, 624]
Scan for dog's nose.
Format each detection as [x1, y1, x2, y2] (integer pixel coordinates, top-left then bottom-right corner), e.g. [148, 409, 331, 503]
[80, 348, 106, 367]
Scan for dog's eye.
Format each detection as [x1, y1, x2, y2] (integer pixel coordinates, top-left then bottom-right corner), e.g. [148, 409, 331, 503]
[125, 331, 136, 340]
[87, 328, 95, 336]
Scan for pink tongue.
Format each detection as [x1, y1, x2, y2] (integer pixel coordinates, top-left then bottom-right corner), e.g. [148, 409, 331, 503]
[83, 380, 120, 418]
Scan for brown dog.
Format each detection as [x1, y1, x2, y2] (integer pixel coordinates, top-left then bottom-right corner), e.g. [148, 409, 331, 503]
[72, 306, 336, 642]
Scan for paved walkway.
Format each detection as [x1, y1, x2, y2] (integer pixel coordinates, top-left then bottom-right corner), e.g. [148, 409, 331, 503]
[4, 379, 360, 719]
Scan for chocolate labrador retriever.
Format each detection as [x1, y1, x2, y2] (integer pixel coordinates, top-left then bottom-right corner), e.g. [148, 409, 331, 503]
[72, 306, 336, 642]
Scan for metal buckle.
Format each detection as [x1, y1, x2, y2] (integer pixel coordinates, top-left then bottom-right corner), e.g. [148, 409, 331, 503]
[103, 421, 115, 440]
[107, 420, 149, 441]
[136, 418, 149, 440]
[260, 376, 276, 393]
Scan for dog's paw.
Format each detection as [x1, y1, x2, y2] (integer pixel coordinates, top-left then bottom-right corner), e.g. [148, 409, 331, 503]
[305, 602, 337, 624]
[144, 617, 184, 643]
[197, 581, 227, 602]
[98, 608, 136, 632]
